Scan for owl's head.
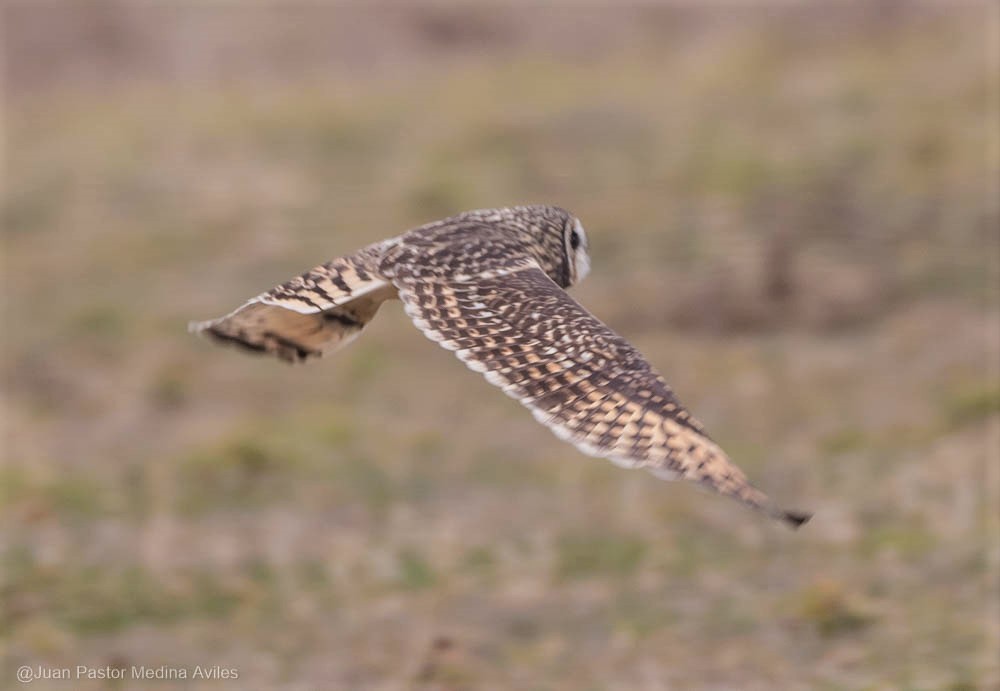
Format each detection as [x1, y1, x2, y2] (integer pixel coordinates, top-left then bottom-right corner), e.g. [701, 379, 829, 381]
[503, 205, 591, 289]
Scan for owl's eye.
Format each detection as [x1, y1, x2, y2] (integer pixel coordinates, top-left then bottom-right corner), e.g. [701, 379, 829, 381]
[569, 230, 581, 250]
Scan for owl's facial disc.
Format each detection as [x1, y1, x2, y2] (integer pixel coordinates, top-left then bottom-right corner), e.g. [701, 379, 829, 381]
[570, 218, 591, 284]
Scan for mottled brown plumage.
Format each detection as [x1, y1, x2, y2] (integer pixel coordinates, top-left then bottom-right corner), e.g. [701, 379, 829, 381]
[191, 205, 810, 528]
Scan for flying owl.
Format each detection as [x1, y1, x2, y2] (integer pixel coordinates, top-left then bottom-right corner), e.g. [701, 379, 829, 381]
[191, 205, 810, 528]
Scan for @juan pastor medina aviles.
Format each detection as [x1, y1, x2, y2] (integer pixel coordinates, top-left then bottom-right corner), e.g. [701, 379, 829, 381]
[18, 665, 238, 681]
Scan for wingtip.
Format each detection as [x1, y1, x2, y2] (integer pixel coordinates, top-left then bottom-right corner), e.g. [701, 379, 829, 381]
[780, 510, 813, 530]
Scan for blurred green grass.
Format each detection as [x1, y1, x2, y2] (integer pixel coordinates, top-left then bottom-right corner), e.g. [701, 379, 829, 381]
[3, 5, 999, 690]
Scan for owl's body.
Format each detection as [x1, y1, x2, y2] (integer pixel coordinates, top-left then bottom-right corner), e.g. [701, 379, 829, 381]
[192, 206, 810, 528]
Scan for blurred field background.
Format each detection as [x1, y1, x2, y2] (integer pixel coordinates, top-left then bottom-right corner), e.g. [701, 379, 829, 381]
[3, 3, 999, 690]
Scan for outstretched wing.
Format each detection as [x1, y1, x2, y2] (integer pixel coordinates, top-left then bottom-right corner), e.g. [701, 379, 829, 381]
[395, 263, 809, 528]
[191, 242, 397, 363]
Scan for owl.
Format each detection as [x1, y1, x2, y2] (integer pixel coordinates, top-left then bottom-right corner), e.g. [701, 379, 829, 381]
[191, 205, 810, 528]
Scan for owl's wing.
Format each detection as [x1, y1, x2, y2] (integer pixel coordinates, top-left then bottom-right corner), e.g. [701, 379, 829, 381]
[190, 243, 397, 363]
[395, 263, 809, 528]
